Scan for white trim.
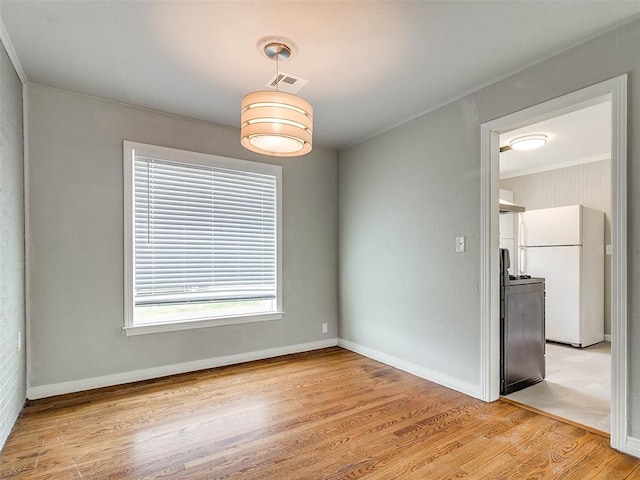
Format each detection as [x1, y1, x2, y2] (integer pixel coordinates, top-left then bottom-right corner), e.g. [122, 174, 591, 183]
[624, 437, 640, 459]
[479, 128, 500, 402]
[338, 338, 482, 400]
[123, 142, 134, 328]
[604, 334, 612, 342]
[609, 74, 628, 454]
[480, 75, 628, 453]
[23, 84, 31, 395]
[123, 311, 284, 336]
[124, 141, 283, 176]
[27, 338, 337, 400]
[0, 17, 26, 84]
[499, 154, 610, 180]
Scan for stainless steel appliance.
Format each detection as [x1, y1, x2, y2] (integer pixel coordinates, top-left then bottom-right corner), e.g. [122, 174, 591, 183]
[500, 248, 546, 395]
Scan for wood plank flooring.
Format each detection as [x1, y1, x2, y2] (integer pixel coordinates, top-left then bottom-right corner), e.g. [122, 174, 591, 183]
[1, 347, 639, 479]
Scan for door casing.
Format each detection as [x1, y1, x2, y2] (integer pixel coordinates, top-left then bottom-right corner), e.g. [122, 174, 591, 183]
[479, 75, 628, 453]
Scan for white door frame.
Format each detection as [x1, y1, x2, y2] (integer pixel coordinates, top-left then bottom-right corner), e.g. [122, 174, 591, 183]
[479, 75, 629, 453]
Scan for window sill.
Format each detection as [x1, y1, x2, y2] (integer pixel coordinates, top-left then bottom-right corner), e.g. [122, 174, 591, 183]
[123, 311, 284, 336]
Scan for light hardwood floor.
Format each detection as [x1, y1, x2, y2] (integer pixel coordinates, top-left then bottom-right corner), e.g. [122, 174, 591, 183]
[1, 347, 639, 479]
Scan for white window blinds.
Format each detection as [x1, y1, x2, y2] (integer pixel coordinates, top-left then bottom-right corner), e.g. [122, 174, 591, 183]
[134, 156, 277, 306]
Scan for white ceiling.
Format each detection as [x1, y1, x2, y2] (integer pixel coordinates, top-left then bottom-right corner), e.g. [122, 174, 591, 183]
[499, 99, 612, 178]
[1, 1, 639, 150]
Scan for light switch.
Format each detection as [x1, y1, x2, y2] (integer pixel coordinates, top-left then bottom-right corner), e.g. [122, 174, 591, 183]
[605, 244, 612, 255]
[456, 236, 466, 253]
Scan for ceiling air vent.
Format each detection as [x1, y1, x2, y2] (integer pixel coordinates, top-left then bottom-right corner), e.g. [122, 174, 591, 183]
[265, 72, 309, 94]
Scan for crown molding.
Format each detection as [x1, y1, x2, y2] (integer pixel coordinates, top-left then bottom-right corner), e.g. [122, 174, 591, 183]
[0, 15, 26, 84]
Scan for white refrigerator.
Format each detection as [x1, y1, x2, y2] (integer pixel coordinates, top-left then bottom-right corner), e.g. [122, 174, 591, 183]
[519, 205, 604, 347]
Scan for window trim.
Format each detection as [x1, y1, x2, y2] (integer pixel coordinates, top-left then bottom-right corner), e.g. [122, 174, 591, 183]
[123, 141, 283, 336]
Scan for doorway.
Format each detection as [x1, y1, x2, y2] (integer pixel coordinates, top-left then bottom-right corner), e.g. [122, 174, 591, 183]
[479, 75, 628, 453]
[497, 99, 612, 433]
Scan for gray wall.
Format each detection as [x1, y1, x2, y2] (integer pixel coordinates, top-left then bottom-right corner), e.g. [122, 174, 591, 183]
[339, 18, 640, 436]
[0, 41, 25, 448]
[26, 84, 338, 388]
[501, 159, 612, 334]
[339, 97, 482, 384]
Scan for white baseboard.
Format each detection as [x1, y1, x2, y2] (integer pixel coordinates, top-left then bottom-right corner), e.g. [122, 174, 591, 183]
[623, 436, 640, 459]
[27, 338, 338, 399]
[337, 338, 482, 400]
[604, 334, 612, 342]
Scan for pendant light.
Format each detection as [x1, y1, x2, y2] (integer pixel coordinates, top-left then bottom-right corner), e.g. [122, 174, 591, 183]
[241, 40, 313, 157]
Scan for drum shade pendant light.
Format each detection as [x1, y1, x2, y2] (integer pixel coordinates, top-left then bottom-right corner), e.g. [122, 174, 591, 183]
[241, 40, 313, 157]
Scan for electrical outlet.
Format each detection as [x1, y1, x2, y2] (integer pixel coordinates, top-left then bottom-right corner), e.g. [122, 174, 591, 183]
[456, 236, 466, 253]
[17, 330, 22, 352]
[322, 323, 328, 334]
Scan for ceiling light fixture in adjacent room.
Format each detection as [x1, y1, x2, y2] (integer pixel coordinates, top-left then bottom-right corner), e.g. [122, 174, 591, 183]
[500, 134, 548, 153]
[241, 38, 313, 157]
[510, 134, 548, 150]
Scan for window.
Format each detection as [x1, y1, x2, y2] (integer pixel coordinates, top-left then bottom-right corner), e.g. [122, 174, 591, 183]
[123, 141, 282, 335]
